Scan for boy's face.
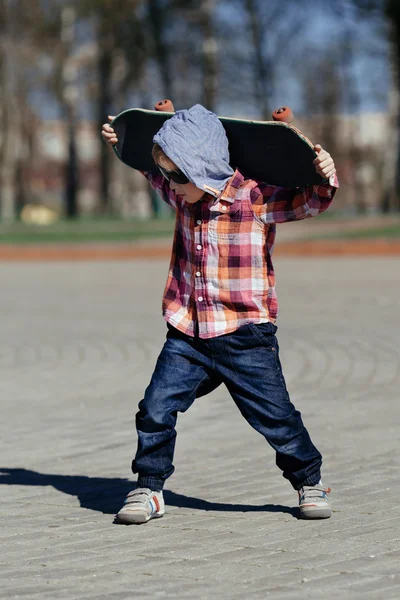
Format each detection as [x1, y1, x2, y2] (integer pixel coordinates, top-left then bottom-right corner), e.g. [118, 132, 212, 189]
[156, 158, 205, 204]
[169, 179, 205, 204]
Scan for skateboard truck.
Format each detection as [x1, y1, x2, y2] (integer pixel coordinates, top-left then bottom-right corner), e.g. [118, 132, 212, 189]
[272, 107, 293, 124]
[154, 99, 175, 113]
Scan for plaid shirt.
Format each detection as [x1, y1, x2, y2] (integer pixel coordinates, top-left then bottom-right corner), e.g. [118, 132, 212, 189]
[144, 169, 338, 339]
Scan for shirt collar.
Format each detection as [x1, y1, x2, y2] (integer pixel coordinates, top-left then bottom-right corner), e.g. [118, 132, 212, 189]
[186, 170, 244, 211]
[217, 169, 244, 204]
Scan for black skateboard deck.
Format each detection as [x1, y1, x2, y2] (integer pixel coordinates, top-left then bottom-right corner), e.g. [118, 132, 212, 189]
[111, 108, 324, 189]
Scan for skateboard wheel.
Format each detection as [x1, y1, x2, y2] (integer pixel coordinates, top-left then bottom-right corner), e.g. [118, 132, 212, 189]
[154, 99, 175, 112]
[272, 107, 293, 123]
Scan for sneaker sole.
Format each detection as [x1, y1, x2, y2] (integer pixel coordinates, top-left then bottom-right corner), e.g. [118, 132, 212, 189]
[299, 506, 332, 519]
[116, 510, 164, 524]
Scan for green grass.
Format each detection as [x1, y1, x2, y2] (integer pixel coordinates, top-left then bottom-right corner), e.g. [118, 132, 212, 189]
[0, 218, 175, 244]
[310, 223, 400, 241]
[1, 217, 400, 244]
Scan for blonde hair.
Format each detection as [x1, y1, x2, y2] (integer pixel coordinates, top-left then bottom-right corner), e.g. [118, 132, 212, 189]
[152, 143, 178, 170]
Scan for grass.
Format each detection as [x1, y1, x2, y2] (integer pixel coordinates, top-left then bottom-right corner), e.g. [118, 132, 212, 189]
[0, 218, 175, 244]
[310, 223, 400, 241]
[0, 216, 399, 244]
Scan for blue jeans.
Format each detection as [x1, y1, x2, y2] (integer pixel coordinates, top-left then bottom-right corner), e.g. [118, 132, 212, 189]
[132, 323, 322, 491]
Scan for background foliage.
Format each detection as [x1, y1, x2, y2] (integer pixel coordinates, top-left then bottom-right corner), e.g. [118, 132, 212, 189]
[0, 0, 397, 222]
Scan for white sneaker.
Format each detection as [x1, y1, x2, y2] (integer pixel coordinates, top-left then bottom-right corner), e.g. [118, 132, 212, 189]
[116, 488, 165, 524]
[298, 485, 332, 519]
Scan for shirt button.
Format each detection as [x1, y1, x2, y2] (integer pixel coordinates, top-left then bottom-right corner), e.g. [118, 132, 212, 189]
[196, 271, 201, 277]
[222, 206, 227, 211]
[197, 244, 202, 250]
[198, 296, 203, 302]
[197, 220, 202, 225]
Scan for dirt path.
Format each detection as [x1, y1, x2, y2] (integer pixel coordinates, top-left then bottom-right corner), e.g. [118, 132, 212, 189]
[0, 238, 399, 261]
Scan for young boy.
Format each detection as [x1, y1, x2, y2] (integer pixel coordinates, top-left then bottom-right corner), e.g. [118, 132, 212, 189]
[102, 104, 338, 524]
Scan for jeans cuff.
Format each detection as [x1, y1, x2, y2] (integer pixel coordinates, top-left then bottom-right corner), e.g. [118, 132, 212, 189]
[293, 473, 321, 491]
[137, 476, 164, 492]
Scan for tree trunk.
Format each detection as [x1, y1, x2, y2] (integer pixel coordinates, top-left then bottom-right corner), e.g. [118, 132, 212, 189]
[61, 7, 79, 218]
[97, 34, 113, 214]
[148, 0, 173, 100]
[392, 24, 400, 210]
[0, 0, 18, 221]
[199, 0, 218, 111]
[245, 0, 270, 119]
[65, 105, 78, 218]
[387, 0, 400, 210]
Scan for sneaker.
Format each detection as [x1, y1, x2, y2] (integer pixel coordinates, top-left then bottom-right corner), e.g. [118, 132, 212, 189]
[298, 485, 332, 519]
[116, 488, 165, 524]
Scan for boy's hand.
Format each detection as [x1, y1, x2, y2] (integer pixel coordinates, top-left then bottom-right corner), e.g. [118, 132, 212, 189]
[101, 116, 118, 145]
[313, 145, 336, 179]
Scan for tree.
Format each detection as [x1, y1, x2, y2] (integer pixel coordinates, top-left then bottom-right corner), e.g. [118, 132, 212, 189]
[0, 0, 44, 221]
[0, 0, 21, 220]
[60, 6, 79, 218]
[349, 0, 399, 210]
[76, 0, 147, 214]
[215, 0, 312, 119]
[30, 1, 84, 218]
[385, 0, 400, 210]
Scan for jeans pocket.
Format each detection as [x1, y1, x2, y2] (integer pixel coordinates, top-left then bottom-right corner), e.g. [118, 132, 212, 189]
[249, 322, 278, 350]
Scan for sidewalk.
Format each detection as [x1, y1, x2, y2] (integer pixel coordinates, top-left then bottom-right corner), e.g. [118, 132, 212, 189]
[0, 258, 399, 599]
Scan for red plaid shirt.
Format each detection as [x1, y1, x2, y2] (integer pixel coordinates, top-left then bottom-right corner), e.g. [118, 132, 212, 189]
[144, 169, 338, 338]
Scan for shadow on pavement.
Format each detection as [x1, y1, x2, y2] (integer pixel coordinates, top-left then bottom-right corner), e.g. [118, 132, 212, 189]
[0, 467, 298, 518]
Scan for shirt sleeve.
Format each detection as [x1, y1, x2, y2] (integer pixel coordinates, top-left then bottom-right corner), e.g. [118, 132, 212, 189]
[251, 173, 339, 225]
[141, 171, 178, 211]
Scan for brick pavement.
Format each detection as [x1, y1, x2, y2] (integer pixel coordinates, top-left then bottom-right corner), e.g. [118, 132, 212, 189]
[0, 258, 399, 599]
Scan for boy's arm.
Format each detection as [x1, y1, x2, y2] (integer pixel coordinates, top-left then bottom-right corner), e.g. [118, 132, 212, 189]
[252, 145, 339, 224]
[102, 116, 178, 211]
[141, 171, 179, 211]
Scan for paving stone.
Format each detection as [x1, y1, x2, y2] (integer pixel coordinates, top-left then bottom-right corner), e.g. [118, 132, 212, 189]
[0, 258, 399, 599]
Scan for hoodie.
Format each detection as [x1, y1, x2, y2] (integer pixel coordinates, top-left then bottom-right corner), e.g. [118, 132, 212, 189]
[153, 104, 234, 198]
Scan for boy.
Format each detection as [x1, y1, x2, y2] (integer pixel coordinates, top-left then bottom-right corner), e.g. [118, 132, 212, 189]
[102, 104, 338, 524]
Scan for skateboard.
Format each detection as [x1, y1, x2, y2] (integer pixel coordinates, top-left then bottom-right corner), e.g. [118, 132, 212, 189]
[111, 99, 324, 188]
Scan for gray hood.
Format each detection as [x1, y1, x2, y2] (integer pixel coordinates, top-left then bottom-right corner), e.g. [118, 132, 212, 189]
[153, 104, 234, 197]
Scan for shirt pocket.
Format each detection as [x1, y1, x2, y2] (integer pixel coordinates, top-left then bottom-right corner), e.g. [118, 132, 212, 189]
[208, 199, 242, 241]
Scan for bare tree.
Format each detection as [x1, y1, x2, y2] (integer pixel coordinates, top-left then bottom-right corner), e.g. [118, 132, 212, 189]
[214, 0, 312, 119]
[27, 1, 84, 218]
[385, 0, 400, 210]
[301, 49, 341, 152]
[76, 0, 147, 214]
[0, 0, 46, 221]
[198, 0, 218, 111]
[147, 0, 173, 100]
[349, 0, 399, 211]
[146, 0, 218, 111]
[0, 0, 20, 220]
[60, 6, 79, 218]
[332, 1, 367, 212]
[244, 0, 271, 119]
